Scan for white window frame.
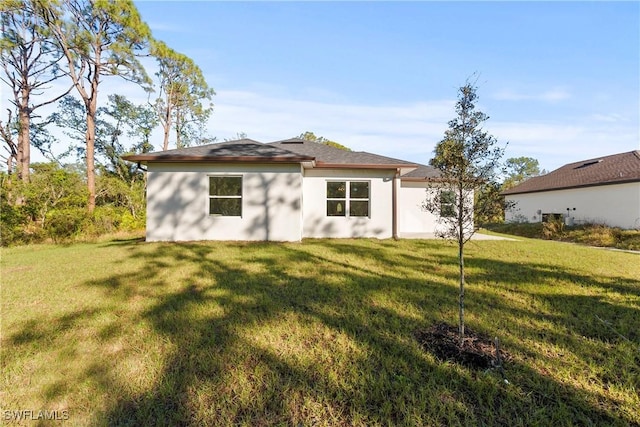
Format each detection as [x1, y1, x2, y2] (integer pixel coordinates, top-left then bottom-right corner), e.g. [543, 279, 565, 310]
[326, 180, 370, 218]
[208, 175, 243, 217]
[439, 190, 456, 218]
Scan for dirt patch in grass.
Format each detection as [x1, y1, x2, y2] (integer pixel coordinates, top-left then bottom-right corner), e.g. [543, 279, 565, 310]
[415, 322, 511, 371]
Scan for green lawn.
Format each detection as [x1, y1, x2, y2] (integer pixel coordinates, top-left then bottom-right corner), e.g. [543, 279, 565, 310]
[2, 236, 639, 426]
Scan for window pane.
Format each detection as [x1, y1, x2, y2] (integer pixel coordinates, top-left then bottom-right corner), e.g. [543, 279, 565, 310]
[350, 181, 369, 199]
[440, 191, 456, 217]
[210, 198, 242, 216]
[327, 200, 346, 216]
[350, 200, 369, 217]
[210, 176, 242, 196]
[327, 181, 346, 198]
[441, 190, 455, 204]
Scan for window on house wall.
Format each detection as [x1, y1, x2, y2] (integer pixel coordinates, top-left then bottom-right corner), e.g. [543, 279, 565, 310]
[209, 176, 242, 216]
[440, 190, 456, 218]
[326, 181, 370, 217]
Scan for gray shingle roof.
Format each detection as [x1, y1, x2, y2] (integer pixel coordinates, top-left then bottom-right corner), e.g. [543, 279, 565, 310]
[122, 139, 314, 162]
[502, 150, 640, 195]
[400, 164, 442, 180]
[268, 138, 417, 167]
[122, 137, 443, 179]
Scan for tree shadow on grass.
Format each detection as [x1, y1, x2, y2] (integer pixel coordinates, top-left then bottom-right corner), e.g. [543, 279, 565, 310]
[5, 239, 638, 425]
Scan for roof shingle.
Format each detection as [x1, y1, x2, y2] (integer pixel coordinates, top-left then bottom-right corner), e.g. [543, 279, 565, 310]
[501, 151, 640, 195]
[268, 138, 417, 167]
[122, 139, 314, 162]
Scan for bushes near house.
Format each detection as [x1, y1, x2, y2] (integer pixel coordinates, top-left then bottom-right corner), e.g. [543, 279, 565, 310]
[0, 163, 145, 246]
[486, 222, 640, 251]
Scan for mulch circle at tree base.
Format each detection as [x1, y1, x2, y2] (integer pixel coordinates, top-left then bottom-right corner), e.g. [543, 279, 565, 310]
[415, 322, 511, 370]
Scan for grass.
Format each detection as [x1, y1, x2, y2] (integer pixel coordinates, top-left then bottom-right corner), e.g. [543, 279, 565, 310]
[485, 222, 640, 251]
[1, 236, 639, 426]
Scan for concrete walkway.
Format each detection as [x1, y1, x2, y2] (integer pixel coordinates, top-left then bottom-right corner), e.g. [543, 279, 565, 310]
[399, 232, 517, 241]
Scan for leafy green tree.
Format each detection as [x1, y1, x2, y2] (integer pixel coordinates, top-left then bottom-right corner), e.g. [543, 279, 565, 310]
[40, 0, 151, 212]
[102, 94, 157, 180]
[0, 0, 72, 182]
[0, 111, 19, 173]
[474, 181, 504, 224]
[151, 40, 214, 150]
[297, 131, 351, 151]
[50, 94, 154, 182]
[503, 156, 542, 189]
[423, 81, 506, 345]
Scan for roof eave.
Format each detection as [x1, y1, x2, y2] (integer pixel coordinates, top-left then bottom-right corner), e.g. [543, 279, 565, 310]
[121, 155, 314, 163]
[501, 178, 640, 196]
[314, 162, 418, 169]
[400, 176, 444, 182]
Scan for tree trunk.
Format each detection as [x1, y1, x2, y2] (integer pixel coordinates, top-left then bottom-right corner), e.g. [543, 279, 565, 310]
[18, 84, 31, 183]
[458, 185, 465, 347]
[175, 110, 181, 148]
[162, 106, 171, 151]
[86, 109, 96, 212]
[458, 234, 465, 347]
[86, 88, 98, 212]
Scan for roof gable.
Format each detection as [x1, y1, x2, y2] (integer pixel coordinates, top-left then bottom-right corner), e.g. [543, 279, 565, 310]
[502, 151, 640, 195]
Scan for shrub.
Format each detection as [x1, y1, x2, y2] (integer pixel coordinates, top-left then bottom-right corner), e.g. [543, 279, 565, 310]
[119, 211, 145, 231]
[44, 208, 92, 243]
[542, 217, 565, 240]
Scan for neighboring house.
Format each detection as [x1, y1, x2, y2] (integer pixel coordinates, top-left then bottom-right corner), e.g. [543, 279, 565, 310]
[123, 138, 456, 242]
[502, 151, 640, 229]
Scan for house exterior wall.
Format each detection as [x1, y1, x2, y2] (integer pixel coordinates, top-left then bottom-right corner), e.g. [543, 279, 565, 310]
[145, 163, 303, 241]
[397, 181, 441, 235]
[505, 182, 640, 229]
[301, 168, 395, 238]
[397, 181, 475, 236]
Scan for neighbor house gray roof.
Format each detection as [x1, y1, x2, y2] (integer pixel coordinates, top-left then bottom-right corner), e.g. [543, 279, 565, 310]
[268, 138, 417, 169]
[122, 139, 314, 163]
[502, 150, 640, 195]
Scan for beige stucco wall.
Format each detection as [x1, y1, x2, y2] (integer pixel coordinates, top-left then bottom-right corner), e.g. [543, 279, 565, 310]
[301, 168, 395, 238]
[397, 181, 441, 234]
[397, 181, 475, 236]
[145, 163, 303, 241]
[505, 182, 640, 229]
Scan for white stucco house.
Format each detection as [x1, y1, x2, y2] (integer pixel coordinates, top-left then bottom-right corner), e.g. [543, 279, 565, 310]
[123, 138, 459, 242]
[502, 150, 640, 229]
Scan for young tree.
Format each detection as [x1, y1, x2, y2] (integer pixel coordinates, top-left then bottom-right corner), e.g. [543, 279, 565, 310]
[0, 0, 72, 182]
[151, 40, 214, 150]
[40, 0, 151, 212]
[423, 81, 506, 345]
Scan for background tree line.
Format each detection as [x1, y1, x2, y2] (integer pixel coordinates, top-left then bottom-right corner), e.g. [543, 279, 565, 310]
[1, 0, 214, 244]
[0, 1, 542, 246]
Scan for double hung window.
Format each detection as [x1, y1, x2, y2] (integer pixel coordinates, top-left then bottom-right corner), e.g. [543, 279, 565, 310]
[440, 190, 456, 218]
[209, 176, 242, 216]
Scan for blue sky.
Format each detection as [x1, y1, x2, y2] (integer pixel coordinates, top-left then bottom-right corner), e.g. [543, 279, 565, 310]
[133, 1, 639, 171]
[6, 1, 637, 172]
